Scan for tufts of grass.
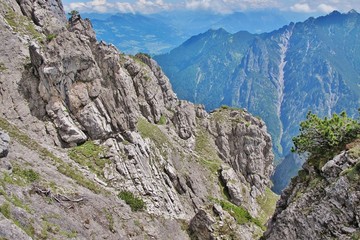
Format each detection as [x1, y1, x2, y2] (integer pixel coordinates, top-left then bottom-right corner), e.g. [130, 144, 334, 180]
[137, 118, 170, 148]
[46, 34, 57, 42]
[0, 202, 11, 218]
[118, 191, 146, 212]
[157, 115, 167, 125]
[68, 141, 110, 179]
[195, 129, 221, 174]
[217, 199, 264, 230]
[4, 6, 43, 41]
[345, 161, 360, 182]
[104, 208, 115, 233]
[256, 187, 279, 225]
[3, 165, 40, 186]
[0, 198, 35, 237]
[0, 117, 102, 194]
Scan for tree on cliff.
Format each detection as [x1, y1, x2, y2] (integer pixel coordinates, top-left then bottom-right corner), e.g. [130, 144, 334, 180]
[291, 110, 360, 157]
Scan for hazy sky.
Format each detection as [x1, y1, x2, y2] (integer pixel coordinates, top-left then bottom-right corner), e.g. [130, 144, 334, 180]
[62, 0, 360, 15]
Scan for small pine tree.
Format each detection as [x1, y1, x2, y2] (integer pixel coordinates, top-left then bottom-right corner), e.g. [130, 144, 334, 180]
[292, 110, 360, 157]
[68, 10, 79, 17]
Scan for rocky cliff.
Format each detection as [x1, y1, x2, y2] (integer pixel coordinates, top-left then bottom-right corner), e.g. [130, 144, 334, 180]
[262, 140, 360, 240]
[0, 0, 277, 239]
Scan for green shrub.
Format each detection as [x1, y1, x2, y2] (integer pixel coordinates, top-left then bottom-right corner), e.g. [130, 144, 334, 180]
[118, 191, 145, 212]
[292, 110, 360, 158]
[68, 10, 79, 17]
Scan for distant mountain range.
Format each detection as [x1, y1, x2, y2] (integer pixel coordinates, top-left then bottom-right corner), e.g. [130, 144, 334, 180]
[154, 10, 360, 192]
[83, 10, 313, 55]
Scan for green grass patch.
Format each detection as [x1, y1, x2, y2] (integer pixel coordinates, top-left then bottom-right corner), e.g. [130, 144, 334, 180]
[0, 117, 102, 194]
[217, 199, 264, 230]
[157, 115, 167, 125]
[137, 118, 170, 148]
[256, 187, 279, 225]
[3, 165, 40, 186]
[0, 198, 35, 237]
[46, 34, 57, 42]
[0, 202, 11, 218]
[39, 214, 77, 239]
[104, 208, 115, 233]
[0, 183, 31, 213]
[118, 191, 146, 212]
[4, 6, 43, 41]
[195, 129, 221, 174]
[68, 141, 110, 179]
[345, 161, 360, 182]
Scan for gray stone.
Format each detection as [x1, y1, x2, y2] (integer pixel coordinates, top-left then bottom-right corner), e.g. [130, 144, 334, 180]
[0, 130, 10, 158]
[189, 209, 215, 240]
[220, 167, 243, 206]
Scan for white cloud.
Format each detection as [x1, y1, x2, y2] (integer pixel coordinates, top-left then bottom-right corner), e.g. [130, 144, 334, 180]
[115, 2, 135, 14]
[185, 0, 279, 14]
[68, 0, 113, 13]
[133, 0, 173, 14]
[317, 3, 336, 13]
[66, 0, 173, 14]
[290, 3, 313, 13]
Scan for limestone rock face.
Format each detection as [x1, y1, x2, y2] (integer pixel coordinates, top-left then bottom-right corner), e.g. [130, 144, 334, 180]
[17, 0, 67, 34]
[0, 0, 276, 239]
[209, 109, 274, 198]
[263, 142, 360, 240]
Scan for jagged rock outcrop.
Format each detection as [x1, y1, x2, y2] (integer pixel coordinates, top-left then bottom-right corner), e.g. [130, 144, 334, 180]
[263, 140, 360, 240]
[0, 0, 276, 239]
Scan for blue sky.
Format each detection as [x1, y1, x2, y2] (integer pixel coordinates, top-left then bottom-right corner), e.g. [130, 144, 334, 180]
[62, 0, 360, 15]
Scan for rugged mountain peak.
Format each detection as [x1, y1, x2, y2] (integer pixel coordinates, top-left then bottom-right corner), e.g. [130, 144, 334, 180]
[349, 9, 358, 14]
[0, 0, 277, 238]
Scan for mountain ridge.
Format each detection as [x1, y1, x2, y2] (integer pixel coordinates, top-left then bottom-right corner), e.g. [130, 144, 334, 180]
[155, 10, 360, 192]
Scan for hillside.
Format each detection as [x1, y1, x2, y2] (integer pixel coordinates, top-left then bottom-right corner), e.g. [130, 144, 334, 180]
[154, 11, 360, 191]
[0, 0, 278, 239]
